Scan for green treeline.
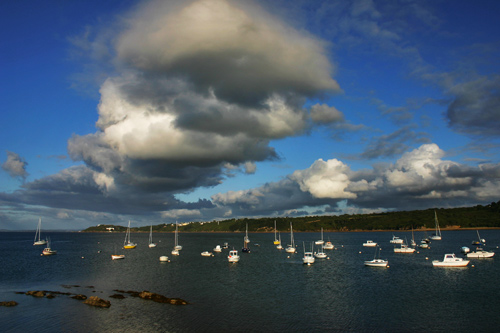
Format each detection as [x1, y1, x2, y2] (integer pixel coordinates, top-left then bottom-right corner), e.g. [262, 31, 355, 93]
[83, 201, 500, 233]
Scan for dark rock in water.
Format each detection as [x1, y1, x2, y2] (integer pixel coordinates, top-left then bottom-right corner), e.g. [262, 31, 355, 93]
[0, 301, 18, 307]
[138, 291, 188, 305]
[71, 294, 87, 300]
[83, 296, 111, 308]
[46, 294, 56, 299]
[109, 294, 126, 299]
[26, 291, 45, 297]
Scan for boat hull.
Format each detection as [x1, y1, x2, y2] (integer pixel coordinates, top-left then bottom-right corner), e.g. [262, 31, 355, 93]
[111, 255, 125, 260]
[466, 251, 494, 258]
[364, 259, 388, 267]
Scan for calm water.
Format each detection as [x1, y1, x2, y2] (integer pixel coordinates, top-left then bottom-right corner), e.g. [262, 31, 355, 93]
[1, 230, 499, 332]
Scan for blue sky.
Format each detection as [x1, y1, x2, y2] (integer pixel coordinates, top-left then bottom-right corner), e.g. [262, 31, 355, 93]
[1, 0, 499, 230]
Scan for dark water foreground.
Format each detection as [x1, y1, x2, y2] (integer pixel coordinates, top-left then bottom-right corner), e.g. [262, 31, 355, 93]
[1, 230, 499, 332]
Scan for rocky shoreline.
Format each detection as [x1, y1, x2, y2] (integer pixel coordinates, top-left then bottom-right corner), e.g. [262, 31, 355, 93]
[1, 285, 188, 308]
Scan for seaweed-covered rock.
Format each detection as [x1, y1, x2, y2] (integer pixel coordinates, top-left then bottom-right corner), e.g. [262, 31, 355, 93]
[138, 291, 188, 305]
[83, 296, 111, 308]
[26, 291, 45, 297]
[0, 301, 18, 307]
[71, 294, 87, 300]
[109, 294, 126, 299]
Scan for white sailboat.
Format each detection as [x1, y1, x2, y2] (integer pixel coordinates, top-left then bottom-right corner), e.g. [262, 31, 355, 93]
[364, 245, 388, 267]
[303, 242, 315, 265]
[315, 227, 324, 245]
[172, 222, 181, 255]
[276, 232, 283, 250]
[430, 210, 442, 240]
[148, 225, 156, 248]
[285, 222, 296, 253]
[314, 243, 327, 259]
[273, 220, 280, 245]
[33, 217, 47, 246]
[244, 223, 250, 244]
[123, 221, 137, 249]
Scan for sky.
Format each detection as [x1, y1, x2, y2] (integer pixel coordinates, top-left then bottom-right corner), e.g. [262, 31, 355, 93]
[1, 0, 500, 231]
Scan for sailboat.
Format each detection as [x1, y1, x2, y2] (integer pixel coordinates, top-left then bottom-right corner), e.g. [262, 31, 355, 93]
[285, 222, 296, 253]
[276, 232, 283, 250]
[303, 242, 315, 265]
[315, 227, 324, 245]
[148, 225, 157, 248]
[242, 223, 250, 253]
[111, 245, 125, 260]
[244, 223, 250, 244]
[364, 245, 388, 267]
[472, 230, 485, 245]
[123, 221, 137, 249]
[33, 217, 47, 246]
[314, 243, 327, 259]
[273, 220, 280, 245]
[172, 221, 181, 255]
[430, 210, 442, 240]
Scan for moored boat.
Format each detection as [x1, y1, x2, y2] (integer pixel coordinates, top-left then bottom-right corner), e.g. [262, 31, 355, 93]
[466, 248, 494, 258]
[429, 211, 442, 240]
[123, 221, 137, 249]
[111, 254, 125, 260]
[228, 249, 240, 263]
[213, 245, 222, 252]
[365, 245, 387, 267]
[363, 240, 377, 247]
[201, 251, 213, 257]
[33, 217, 47, 246]
[303, 243, 315, 265]
[42, 238, 57, 255]
[390, 235, 404, 244]
[432, 253, 469, 267]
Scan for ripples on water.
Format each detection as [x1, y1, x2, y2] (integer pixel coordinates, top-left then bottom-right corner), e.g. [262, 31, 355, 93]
[1, 230, 499, 332]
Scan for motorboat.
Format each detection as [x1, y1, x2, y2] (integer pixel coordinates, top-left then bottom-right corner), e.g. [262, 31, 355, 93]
[419, 241, 429, 249]
[429, 211, 442, 240]
[213, 245, 222, 252]
[432, 253, 469, 267]
[222, 242, 229, 249]
[159, 256, 169, 262]
[111, 254, 125, 260]
[363, 240, 377, 247]
[33, 217, 47, 246]
[466, 248, 495, 258]
[42, 238, 57, 256]
[201, 251, 213, 257]
[364, 245, 388, 267]
[323, 239, 334, 250]
[228, 249, 240, 263]
[394, 241, 415, 253]
[390, 235, 404, 244]
[123, 221, 137, 249]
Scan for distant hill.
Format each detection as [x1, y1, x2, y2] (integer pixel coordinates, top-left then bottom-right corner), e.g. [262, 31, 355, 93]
[82, 201, 500, 233]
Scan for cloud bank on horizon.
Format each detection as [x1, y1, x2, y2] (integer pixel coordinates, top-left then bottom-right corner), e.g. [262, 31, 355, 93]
[1, 0, 500, 229]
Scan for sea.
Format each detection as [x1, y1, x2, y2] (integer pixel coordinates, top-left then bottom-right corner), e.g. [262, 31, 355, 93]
[1, 229, 499, 332]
